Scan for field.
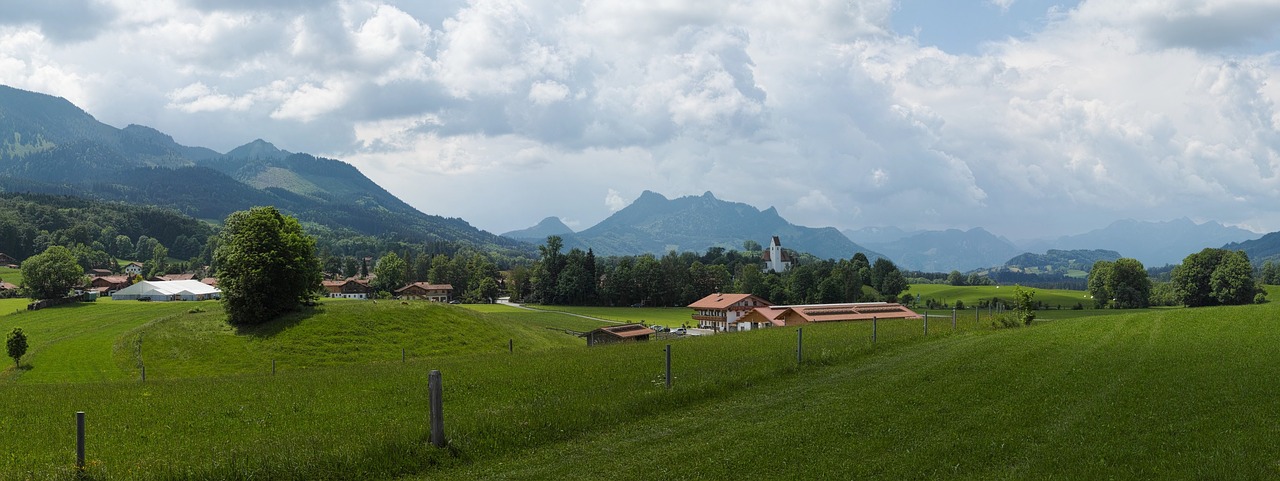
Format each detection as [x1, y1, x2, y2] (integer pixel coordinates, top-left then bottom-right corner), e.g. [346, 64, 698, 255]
[2, 289, 1279, 479]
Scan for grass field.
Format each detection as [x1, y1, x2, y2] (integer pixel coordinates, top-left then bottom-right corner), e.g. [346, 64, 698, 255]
[0, 266, 22, 287]
[2, 289, 1279, 479]
[911, 284, 1096, 309]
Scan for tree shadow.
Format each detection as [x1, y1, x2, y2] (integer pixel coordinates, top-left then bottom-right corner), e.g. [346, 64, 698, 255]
[233, 303, 327, 339]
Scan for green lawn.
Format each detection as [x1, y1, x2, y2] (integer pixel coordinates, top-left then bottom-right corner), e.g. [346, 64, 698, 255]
[4, 294, 1280, 479]
[911, 284, 1097, 309]
[524, 304, 696, 327]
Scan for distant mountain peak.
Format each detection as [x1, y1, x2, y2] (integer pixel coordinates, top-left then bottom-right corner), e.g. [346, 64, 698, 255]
[502, 216, 576, 240]
[225, 139, 289, 160]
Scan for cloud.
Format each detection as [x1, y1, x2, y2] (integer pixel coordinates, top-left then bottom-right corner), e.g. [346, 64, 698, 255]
[605, 189, 628, 211]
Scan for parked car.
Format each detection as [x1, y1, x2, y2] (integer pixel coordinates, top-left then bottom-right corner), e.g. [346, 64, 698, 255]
[651, 325, 668, 332]
[671, 328, 687, 336]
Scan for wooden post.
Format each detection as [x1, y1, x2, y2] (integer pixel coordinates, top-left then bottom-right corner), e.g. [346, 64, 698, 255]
[509, 339, 513, 354]
[665, 344, 672, 389]
[429, 370, 446, 448]
[75, 411, 85, 470]
[872, 317, 877, 344]
[796, 328, 803, 365]
[952, 308, 957, 330]
[402, 348, 406, 363]
[924, 312, 929, 336]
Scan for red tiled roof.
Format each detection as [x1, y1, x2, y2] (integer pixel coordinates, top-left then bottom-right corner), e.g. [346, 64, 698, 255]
[395, 282, 453, 293]
[688, 293, 772, 310]
[594, 323, 655, 339]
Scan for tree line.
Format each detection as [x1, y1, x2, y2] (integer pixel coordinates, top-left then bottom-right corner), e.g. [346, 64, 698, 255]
[1088, 248, 1266, 308]
[510, 236, 911, 307]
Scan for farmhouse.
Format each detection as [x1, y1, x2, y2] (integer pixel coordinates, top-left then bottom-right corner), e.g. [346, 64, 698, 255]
[89, 275, 132, 295]
[395, 282, 453, 302]
[762, 236, 793, 273]
[583, 323, 655, 346]
[688, 293, 773, 331]
[0, 252, 17, 266]
[322, 278, 373, 299]
[124, 262, 144, 276]
[111, 280, 222, 301]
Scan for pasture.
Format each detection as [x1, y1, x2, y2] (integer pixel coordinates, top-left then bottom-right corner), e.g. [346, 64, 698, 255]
[1, 290, 1278, 479]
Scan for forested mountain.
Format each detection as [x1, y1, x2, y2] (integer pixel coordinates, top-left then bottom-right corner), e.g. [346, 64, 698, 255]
[1003, 249, 1123, 274]
[0, 192, 214, 262]
[0, 84, 529, 256]
[861, 227, 1020, 272]
[1222, 231, 1280, 264]
[1022, 218, 1258, 267]
[566, 191, 885, 260]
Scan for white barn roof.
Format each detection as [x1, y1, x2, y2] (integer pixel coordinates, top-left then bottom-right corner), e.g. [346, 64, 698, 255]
[112, 280, 222, 299]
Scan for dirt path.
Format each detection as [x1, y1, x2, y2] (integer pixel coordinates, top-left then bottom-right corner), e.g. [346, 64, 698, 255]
[497, 300, 625, 325]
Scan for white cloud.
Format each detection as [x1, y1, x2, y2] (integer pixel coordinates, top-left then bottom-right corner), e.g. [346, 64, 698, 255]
[605, 189, 628, 211]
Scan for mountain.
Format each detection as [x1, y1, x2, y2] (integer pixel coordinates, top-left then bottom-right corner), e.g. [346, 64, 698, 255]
[570, 190, 885, 260]
[1003, 249, 1122, 275]
[842, 226, 916, 245]
[502, 217, 577, 243]
[862, 228, 1021, 272]
[1023, 218, 1260, 267]
[0, 84, 528, 253]
[1222, 231, 1280, 264]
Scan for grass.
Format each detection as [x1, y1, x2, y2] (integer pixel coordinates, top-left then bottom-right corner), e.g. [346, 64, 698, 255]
[524, 304, 696, 327]
[3, 292, 1280, 479]
[0, 265, 22, 287]
[912, 284, 1097, 309]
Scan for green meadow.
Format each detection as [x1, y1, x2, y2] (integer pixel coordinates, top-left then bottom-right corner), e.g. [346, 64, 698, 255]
[1, 289, 1278, 479]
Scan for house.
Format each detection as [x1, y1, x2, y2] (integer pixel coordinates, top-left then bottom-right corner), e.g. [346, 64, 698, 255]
[89, 275, 132, 295]
[124, 262, 144, 276]
[86, 268, 114, 277]
[584, 323, 655, 346]
[322, 278, 373, 299]
[688, 293, 773, 331]
[762, 236, 793, 273]
[0, 281, 18, 297]
[111, 280, 222, 301]
[200, 277, 218, 287]
[0, 253, 17, 266]
[395, 282, 453, 302]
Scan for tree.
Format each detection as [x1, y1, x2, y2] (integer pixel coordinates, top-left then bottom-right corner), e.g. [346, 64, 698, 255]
[7, 328, 27, 368]
[1012, 285, 1036, 325]
[371, 252, 408, 294]
[947, 270, 964, 286]
[742, 239, 762, 252]
[20, 245, 86, 300]
[1171, 248, 1257, 307]
[1108, 258, 1150, 309]
[1087, 260, 1114, 308]
[214, 207, 322, 326]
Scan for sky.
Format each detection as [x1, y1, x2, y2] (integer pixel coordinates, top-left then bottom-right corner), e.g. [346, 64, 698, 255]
[4, 0, 1280, 242]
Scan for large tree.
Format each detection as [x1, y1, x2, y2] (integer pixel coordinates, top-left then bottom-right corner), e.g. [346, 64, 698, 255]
[371, 252, 408, 294]
[1108, 258, 1151, 309]
[20, 245, 86, 300]
[1172, 248, 1259, 307]
[214, 207, 322, 326]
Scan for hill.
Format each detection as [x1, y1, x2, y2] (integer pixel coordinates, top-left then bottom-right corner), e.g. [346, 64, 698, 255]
[1003, 249, 1122, 274]
[501, 216, 578, 244]
[4, 296, 1280, 478]
[0, 84, 529, 255]
[1222, 230, 1280, 264]
[862, 227, 1021, 272]
[570, 190, 885, 260]
[1022, 218, 1259, 266]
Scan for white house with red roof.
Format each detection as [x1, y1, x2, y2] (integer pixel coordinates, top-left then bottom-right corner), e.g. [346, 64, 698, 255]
[687, 292, 772, 331]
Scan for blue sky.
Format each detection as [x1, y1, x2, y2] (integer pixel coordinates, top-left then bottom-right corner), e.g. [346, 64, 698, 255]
[3, 0, 1280, 241]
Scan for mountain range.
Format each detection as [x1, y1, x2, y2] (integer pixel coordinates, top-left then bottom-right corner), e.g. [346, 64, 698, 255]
[1019, 218, 1258, 267]
[0, 84, 526, 254]
[504, 191, 886, 261]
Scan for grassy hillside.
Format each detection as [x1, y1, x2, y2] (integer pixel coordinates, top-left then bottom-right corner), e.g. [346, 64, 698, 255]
[2, 294, 1279, 478]
[912, 284, 1096, 310]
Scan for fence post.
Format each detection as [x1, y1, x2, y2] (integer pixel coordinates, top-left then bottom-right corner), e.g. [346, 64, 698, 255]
[429, 370, 446, 448]
[665, 344, 672, 389]
[509, 339, 513, 354]
[952, 308, 957, 330]
[796, 328, 803, 365]
[872, 317, 878, 344]
[402, 348, 406, 363]
[75, 411, 85, 471]
[924, 312, 929, 336]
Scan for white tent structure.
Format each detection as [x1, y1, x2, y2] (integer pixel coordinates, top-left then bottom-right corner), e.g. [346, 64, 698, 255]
[111, 280, 222, 301]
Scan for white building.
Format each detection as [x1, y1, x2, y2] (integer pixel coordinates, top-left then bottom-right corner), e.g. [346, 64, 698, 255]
[111, 280, 222, 301]
[762, 236, 793, 273]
